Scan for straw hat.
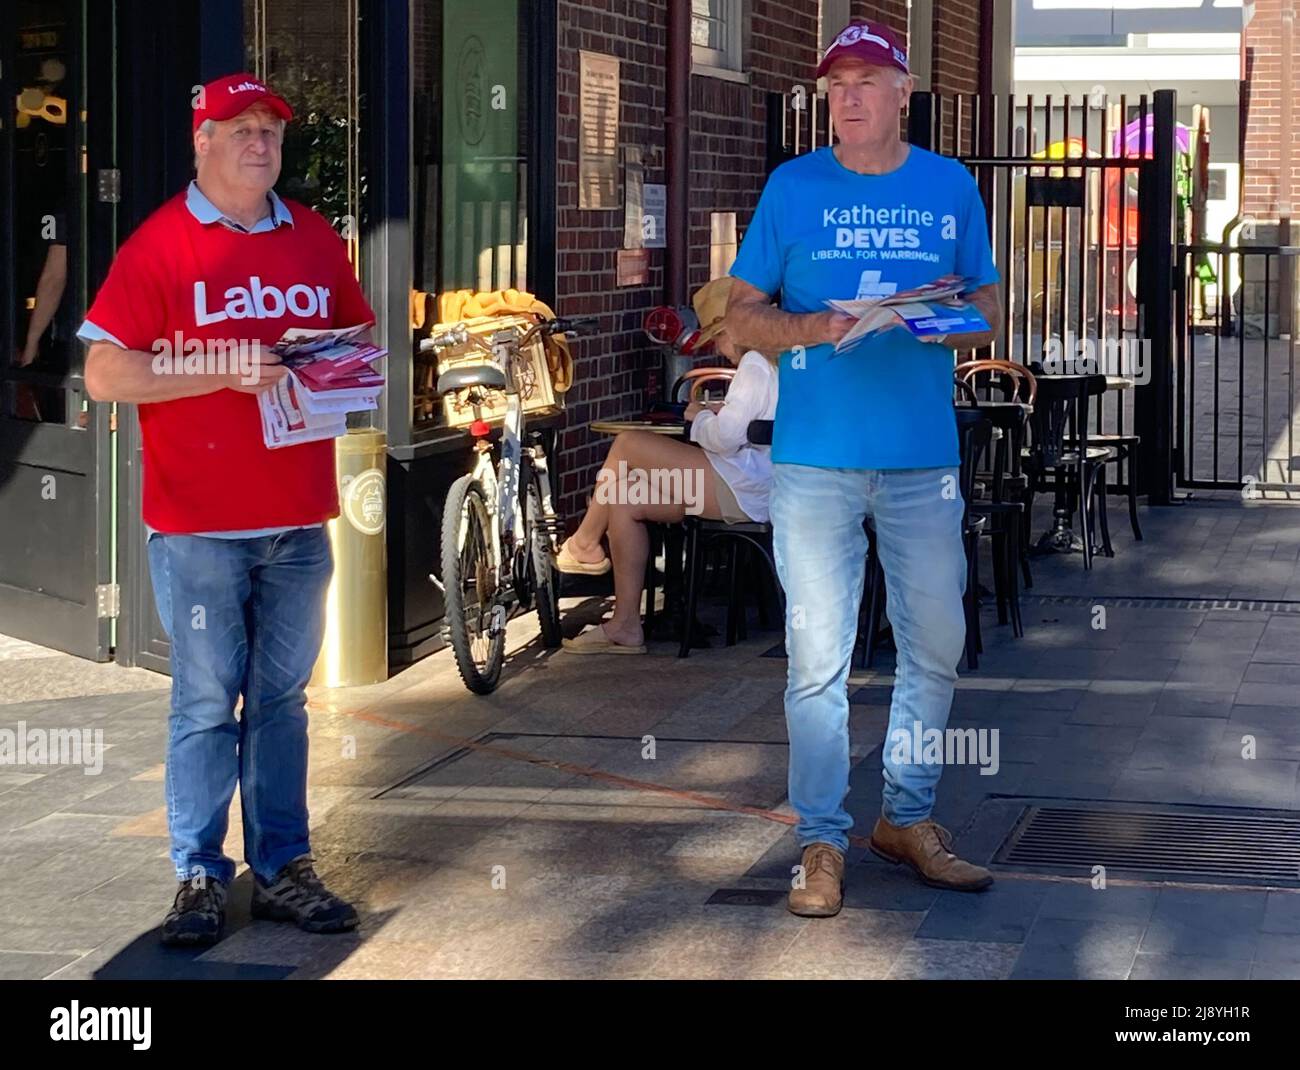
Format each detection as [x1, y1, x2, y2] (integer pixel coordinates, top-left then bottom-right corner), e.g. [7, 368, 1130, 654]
[692, 277, 733, 346]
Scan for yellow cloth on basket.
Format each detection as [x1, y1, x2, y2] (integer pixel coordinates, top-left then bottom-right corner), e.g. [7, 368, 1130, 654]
[433, 288, 574, 394]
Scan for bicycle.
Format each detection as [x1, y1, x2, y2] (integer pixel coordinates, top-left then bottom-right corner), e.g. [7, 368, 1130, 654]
[422, 314, 596, 694]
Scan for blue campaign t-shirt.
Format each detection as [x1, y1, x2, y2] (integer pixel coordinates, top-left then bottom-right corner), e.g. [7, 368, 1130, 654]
[730, 145, 999, 470]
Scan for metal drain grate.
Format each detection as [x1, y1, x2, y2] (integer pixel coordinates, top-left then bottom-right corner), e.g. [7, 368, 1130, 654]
[996, 804, 1300, 886]
[1021, 594, 1300, 614]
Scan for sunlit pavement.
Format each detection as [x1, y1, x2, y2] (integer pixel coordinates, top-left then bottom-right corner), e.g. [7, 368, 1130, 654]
[2, 495, 1299, 979]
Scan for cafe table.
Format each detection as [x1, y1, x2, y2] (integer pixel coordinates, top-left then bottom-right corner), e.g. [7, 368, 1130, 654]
[590, 419, 689, 438]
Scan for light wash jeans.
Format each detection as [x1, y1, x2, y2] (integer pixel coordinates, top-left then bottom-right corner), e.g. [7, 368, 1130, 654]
[147, 528, 333, 885]
[771, 463, 967, 852]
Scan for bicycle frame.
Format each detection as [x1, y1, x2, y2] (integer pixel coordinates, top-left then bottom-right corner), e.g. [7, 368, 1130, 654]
[471, 327, 558, 608]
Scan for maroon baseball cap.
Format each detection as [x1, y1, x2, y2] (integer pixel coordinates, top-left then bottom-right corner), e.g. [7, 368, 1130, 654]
[816, 22, 909, 79]
[192, 72, 293, 132]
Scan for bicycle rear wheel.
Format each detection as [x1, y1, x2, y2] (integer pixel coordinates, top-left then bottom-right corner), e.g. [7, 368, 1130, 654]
[441, 474, 506, 694]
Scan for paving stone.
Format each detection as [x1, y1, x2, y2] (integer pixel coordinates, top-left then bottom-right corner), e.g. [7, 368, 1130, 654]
[1035, 881, 1159, 924]
[1200, 757, 1300, 808]
[0, 950, 80, 980]
[1128, 953, 1253, 980]
[1250, 961, 1300, 979]
[1152, 689, 1237, 719]
[1109, 766, 1207, 805]
[1234, 681, 1300, 707]
[886, 938, 1020, 980]
[1010, 917, 1144, 979]
[1225, 704, 1300, 736]
[1139, 888, 1266, 961]
[1005, 684, 1087, 709]
[1252, 932, 1300, 967]
[1242, 662, 1300, 685]
[913, 879, 1050, 944]
[1167, 660, 1249, 687]
[1261, 892, 1300, 935]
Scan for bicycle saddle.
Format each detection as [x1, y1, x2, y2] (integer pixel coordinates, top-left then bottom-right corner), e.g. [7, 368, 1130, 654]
[437, 365, 507, 395]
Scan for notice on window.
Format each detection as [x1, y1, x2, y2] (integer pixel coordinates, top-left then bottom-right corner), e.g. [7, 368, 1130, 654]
[579, 51, 620, 210]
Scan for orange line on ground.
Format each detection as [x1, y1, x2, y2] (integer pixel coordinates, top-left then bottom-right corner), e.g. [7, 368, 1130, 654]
[320, 702, 1300, 894]
[315, 701, 874, 840]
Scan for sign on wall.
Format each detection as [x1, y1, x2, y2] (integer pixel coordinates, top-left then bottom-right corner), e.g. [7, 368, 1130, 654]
[579, 50, 620, 210]
[641, 183, 667, 249]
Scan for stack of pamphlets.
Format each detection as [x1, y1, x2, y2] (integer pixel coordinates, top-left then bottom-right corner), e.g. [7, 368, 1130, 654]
[826, 274, 990, 353]
[257, 324, 386, 449]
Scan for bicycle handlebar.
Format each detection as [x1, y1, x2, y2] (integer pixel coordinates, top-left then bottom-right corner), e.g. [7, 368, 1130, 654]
[548, 316, 599, 337]
[420, 316, 599, 355]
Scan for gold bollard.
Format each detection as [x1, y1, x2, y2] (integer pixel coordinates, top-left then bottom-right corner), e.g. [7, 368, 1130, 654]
[311, 428, 388, 687]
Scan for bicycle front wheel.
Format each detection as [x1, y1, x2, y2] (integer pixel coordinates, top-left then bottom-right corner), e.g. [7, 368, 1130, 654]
[441, 474, 506, 694]
[528, 479, 563, 648]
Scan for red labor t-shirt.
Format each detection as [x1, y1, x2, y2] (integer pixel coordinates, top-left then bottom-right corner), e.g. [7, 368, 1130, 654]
[84, 192, 375, 533]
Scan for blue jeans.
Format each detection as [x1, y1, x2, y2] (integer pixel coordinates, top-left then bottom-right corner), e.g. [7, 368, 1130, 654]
[771, 463, 967, 852]
[147, 527, 333, 885]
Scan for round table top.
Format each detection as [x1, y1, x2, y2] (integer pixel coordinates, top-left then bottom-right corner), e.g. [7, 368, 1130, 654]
[590, 419, 688, 436]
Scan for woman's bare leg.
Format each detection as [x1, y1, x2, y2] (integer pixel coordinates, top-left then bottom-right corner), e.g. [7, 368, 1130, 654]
[566, 493, 610, 563]
[604, 500, 686, 644]
[564, 430, 713, 564]
[591, 436, 730, 645]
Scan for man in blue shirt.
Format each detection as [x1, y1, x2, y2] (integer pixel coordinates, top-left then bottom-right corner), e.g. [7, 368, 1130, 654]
[729, 21, 1002, 916]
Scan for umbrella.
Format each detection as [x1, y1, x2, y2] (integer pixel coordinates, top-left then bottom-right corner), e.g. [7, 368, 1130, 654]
[1111, 115, 1191, 158]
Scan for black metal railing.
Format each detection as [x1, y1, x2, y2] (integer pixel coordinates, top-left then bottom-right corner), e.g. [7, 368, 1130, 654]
[1176, 243, 1300, 490]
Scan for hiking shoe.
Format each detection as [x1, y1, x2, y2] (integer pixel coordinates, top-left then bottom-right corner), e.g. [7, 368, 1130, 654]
[161, 876, 227, 947]
[251, 855, 359, 933]
[787, 842, 845, 918]
[870, 817, 994, 892]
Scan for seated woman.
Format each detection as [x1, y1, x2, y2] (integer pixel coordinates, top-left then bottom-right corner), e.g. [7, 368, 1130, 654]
[557, 278, 778, 654]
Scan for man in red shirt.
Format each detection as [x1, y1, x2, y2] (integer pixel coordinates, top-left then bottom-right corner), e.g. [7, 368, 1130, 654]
[81, 74, 372, 946]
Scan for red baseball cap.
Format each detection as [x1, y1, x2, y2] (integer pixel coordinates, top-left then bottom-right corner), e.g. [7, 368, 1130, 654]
[816, 22, 909, 79]
[192, 72, 293, 132]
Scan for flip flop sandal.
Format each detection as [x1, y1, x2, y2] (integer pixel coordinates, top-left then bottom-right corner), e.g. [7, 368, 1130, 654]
[561, 624, 646, 655]
[556, 544, 612, 576]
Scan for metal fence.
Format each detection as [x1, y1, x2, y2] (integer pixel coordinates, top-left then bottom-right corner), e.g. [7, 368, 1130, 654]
[1176, 244, 1300, 491]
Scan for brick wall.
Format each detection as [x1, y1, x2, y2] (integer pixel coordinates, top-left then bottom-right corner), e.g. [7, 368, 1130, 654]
[1242, 0, 1299, 227]
[553, 0, 668, 523]
[929, 0, 982, 98]
[551, 1, 988, 524]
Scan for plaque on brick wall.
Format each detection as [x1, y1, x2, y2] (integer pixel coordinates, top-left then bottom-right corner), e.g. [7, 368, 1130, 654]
[579, 50, 620, 210]
[617, 249, 649, 287]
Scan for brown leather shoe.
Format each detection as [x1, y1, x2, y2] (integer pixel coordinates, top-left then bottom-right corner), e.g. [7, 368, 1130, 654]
[869, 817, 993, 892]
[788, 842, 845, 918]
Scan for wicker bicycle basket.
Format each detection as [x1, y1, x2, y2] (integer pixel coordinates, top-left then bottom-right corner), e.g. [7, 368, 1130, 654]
[422, 313, 563, 429]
